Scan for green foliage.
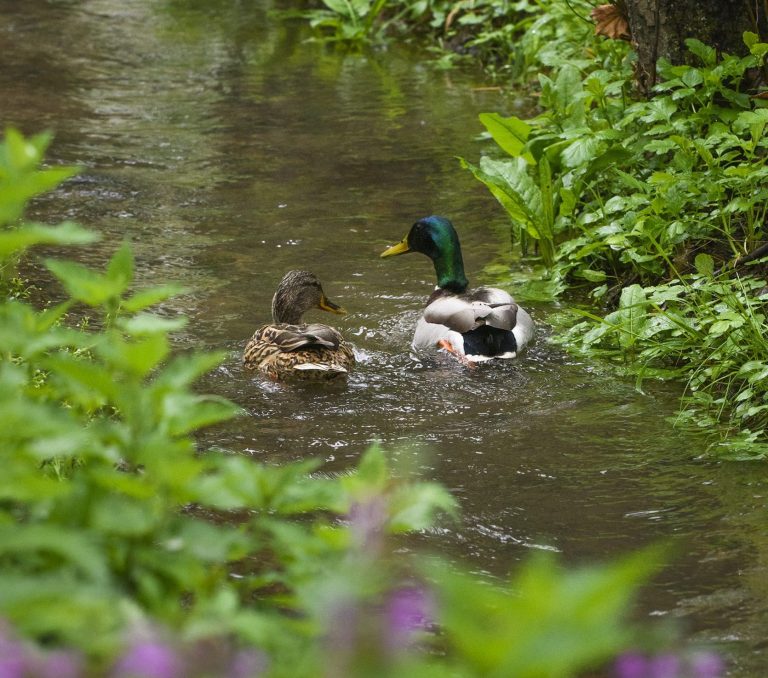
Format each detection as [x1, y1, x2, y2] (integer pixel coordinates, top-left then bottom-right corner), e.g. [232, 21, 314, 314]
[301, 0, 761, 453]
[290, 0, 390, 45]
[561, 271, 768, 459]
[0, 129, 451, 662]
[433, 547, 663, 677]
[464, 30, 768, 453]
[0, 129, 95, 294]
[296, 0, 608, 73]
[0, 128, 674, 674]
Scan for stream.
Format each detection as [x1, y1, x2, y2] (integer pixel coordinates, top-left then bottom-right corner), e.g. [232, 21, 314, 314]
[2, 0, 768, 673]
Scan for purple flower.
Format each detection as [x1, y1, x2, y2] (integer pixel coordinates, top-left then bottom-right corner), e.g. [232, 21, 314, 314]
[113, 639, 183, 678]
[648, 653, 681, 678]
[614, 652, 650, 678]
[31, 650, 83, 678]
[0, 652, 26, 678]
[0, 621, 84, 678]
[614, 650, 725, 678]
[0, 623, 27, 678]
[385, 585, 433, 650]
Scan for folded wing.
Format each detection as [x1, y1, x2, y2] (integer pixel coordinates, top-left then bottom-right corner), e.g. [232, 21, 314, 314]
[423, 288, 519, 333]
[266, 323, 343, 352]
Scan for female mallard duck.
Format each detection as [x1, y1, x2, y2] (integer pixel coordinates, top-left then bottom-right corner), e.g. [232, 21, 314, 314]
[381, 215, 534, 364]
[243, 270, 355, 380]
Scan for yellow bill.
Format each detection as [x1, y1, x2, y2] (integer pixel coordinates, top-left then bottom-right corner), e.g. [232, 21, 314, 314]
[380, 237, 411, 258]
[318, 295, 347, 315]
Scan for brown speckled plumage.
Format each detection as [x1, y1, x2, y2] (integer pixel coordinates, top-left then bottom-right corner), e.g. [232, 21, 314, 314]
[243, 270, 355, 381]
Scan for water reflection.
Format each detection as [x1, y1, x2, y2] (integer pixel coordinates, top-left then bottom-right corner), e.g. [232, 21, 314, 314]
[2, 0, 768, 673]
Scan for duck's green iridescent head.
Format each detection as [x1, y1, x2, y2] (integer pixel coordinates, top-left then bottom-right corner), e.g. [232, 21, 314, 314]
[381, 215, 468, 293]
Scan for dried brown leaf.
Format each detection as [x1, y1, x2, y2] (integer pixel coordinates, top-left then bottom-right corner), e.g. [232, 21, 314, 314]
[591, 3, 630, 41]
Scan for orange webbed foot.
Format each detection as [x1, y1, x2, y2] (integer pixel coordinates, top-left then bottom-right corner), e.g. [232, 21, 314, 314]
[436, 339, 477, 369]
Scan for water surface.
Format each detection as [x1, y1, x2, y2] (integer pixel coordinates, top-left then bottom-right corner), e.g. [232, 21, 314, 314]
[2, 0, 768, 673]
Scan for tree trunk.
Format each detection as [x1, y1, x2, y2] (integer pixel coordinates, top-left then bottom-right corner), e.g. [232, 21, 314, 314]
[624, 0, 765, 94]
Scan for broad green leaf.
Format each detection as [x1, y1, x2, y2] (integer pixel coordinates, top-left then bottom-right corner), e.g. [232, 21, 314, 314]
[0, 467, 68, 502]
[2, 128, 49, 171]
[162, 393, 241, 435]
[645, 139, 677, 154]
[0, 575, 122, 649]
[745, 31, 768, 59]
[537, 154, 556, 266]
[42, 353, 119, 405]
[582, 146, 631, 179]
[579, 269, 607, 282]
[603, 195, 628, 214]
[733, 108, 768, 130]
[0, 222, 97, 258]
[175, 519, 250, 562]
[353, 444, 389, 490]
[0, 525, 109, 583]
[388, 482, 458, 532]
[462, 156, 543, 238]
[90, 495, 159, 536]
[0, 395, 97, 460]
[106, 241, 134, 289]
[738, 360, 767, 375]
[89, 468, 157, 499]
[559, 187, 577, 217]
[322, 0, 355, 18]
[640, 97, 677, 123]
[191, 456, 320, 511]
[478, 113, 534, 163]
[733, 108, 768, 145]
[616, 284, 648, 351]
[0, 300, 89, 358]
[348, 0, 371, 17]
[191, 458, 268, 510]
[96, 332, 170, 377]
[694, 253, 714, 277]
[46, 259, 123, 306]
[118, 313, 187, 336]
[0, 168, 78, 224]
[554, 64, 585, 124]
[685, 38, 716, 66]
[560, 136, 601, 170]
[122, 284, 187, 312]
[431, 547, 663, 677]
[708, 314, 743, 336]
[154, 351, 226, 389]
[613, 169, 650, 193]
[681, 68, 703, 87]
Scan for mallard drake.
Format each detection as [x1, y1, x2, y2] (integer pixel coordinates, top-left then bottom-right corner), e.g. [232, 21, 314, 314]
[381, 215, 534, 364]
[243, 270, 355, 380]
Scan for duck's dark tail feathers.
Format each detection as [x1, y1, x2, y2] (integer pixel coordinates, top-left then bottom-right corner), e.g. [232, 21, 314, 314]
[461, 325, 517, 358]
